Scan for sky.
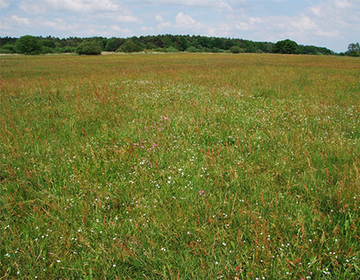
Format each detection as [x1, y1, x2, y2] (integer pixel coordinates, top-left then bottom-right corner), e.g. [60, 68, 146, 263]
[1, 0, 359, 52]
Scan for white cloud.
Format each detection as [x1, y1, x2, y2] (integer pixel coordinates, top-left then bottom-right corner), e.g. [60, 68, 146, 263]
[175, 12, 196, 26]
[236, 22, 249, 31]
[333, 0, 351, 9]
[158, 21, 171, 29]
[141, 26, 154, 32]
[0, 0, 9, 9]
[175, 12, 205, 30]
[11, 15, 30, 25]
[291, 14, 317, 30]
[115, 15, 140, 23]
[135, 0, 234, 10]
[19, 0, 121, 13]
[46, 0, 119, 12]
[155, 15, 164, 22]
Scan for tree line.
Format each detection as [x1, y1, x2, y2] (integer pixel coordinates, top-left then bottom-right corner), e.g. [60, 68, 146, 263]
[0, 34, 356, 56]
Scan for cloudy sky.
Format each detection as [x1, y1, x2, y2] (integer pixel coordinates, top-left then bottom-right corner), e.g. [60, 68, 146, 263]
[1, 0, 359, 52]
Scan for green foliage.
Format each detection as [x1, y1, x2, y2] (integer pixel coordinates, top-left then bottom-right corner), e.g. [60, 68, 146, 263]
[41, 46, 54, 54]
[41, 39, 56, 48]
[185, 46, 198, 52]
[0, 44, 16, 53]
[1, 35, 336, 55]
[117, 39, 143, 53]
[76, 41, 101, 55]
[0, 48, 12, 54]
[164, 46, 179, 52]
[230, 46, 243, 53]
[346, 43, 360, 57]
[15, 35, 42, 55]
[105, 38, 125, 52]
[0, 36, 17, 48]
[273, 39, 301, 54]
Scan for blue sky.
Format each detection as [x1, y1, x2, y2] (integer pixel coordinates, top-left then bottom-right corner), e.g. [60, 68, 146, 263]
[1, 0, 359, 52]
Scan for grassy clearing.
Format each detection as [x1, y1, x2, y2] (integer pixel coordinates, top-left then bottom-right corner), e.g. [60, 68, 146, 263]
[0, 53, 359, 279]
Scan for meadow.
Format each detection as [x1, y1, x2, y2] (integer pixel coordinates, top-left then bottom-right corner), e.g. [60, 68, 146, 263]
[0, 53, 359, 279]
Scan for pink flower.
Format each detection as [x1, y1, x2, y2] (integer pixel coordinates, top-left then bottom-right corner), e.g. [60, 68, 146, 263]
[199, 190, 205, 196]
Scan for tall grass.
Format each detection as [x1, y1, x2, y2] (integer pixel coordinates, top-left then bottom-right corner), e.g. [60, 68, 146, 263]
[1, 53, 359, 279]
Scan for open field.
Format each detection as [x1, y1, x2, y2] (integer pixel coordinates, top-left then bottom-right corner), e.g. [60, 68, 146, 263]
[1, 53, 360, 279]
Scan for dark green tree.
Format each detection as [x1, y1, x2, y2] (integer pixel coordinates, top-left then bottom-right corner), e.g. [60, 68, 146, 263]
[273, 39, 300, 54]
[76, 41, 101, 55]
[105, 38, 125, 51]
[186, 46, 199, 52]
[0, 44, 16, 54]
[346, 43, 360, 57]
[230, 46, 243, 53]
[117, 39, 143, 53]
[15, 35, 42, 55]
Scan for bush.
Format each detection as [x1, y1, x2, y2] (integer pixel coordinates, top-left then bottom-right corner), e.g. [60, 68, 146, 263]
[164, 46, 179, 53]
[76, 41, 101, 55]
[116, 40, 142, 53]
[273, 39, 300, 54]
[1, 44, 16, 53]
[41, 46, 55, 54]
[346, 43, 360, 57]
[15, 35, 42, 55]
[152, 48, 165, 53]
[41, 40, 56, 48]
[186, 46, 199, 52]
[0, 48, 13, 54]
[230, 46, 243, 53]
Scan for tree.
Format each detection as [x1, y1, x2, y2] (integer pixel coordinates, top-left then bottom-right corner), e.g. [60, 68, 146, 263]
[230, 46, 243, 53]
[15, 35, 42, 55]
[273, 39, 300, 54]
[0, 44, 16, 54]
[76, 41, 101, 55]
[346, 43, 360, 57]
[117, 39, 142, 53]
[186, 46, 199, 52]
[105, 38, 125, 52]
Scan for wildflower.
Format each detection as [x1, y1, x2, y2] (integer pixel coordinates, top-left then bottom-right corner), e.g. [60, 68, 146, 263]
[199, 190, 205, 196]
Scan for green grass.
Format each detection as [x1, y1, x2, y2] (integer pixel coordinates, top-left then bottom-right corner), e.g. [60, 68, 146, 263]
[1, 53, 360, 279]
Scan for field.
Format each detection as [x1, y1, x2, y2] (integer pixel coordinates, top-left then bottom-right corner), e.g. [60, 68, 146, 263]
[1, 53, 360, 279]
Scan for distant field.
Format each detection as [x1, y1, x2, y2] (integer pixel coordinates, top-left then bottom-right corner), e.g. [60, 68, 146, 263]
[1, 53, 359, 279]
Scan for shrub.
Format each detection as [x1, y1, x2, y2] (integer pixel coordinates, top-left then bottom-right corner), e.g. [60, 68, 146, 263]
[186, 46, 199, 52]
[273, 39, 300, 54]
[76, 41, 101, 55]
[117, 40, 142, 53]
[41, 46, 55, 54]
[15, 35, 42, 55]
[0, 44, 16, 53]
[0, 48, 13, 54]
[165, 46, 179, 53]
[230, 46, 243, 53]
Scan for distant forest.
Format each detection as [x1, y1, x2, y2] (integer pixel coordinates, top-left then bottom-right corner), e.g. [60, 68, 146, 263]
[0, 34, 353, 56]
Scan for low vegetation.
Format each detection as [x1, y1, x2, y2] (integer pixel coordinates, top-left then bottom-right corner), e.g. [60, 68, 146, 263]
[0, 34, 342, 55]
[0, 53, 359, 279]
